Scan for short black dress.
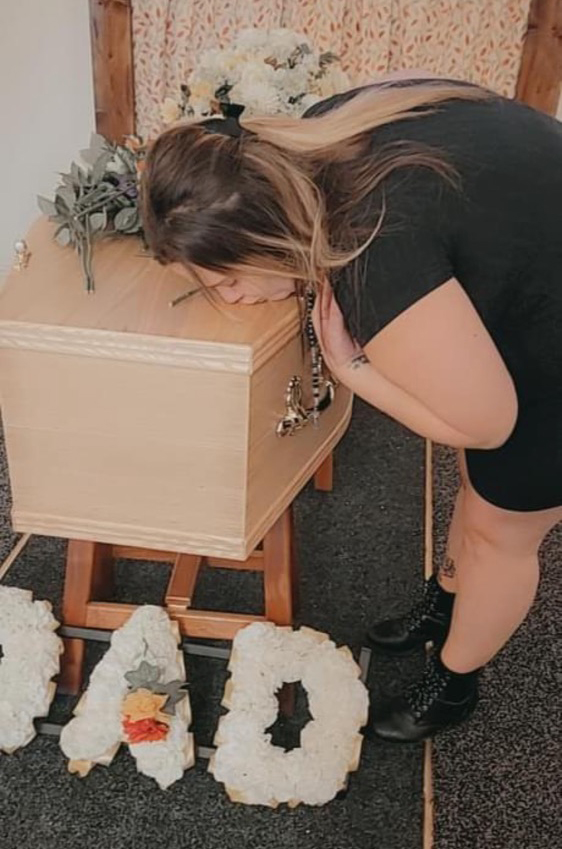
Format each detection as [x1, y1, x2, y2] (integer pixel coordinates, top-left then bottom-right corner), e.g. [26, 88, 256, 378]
[303, 84, 562, 512]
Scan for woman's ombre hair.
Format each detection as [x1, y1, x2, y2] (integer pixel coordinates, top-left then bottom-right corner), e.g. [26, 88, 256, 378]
[141, 81, 490, 306]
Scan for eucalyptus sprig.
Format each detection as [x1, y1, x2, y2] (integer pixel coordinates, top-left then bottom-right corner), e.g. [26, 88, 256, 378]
[38, 133, 145, 292]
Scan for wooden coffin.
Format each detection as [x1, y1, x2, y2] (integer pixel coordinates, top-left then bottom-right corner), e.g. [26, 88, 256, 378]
[0, 219, 352, 559]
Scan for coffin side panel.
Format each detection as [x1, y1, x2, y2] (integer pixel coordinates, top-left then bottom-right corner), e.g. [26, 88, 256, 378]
[0, 349, 249, 556]
[246, 336, 353, 555]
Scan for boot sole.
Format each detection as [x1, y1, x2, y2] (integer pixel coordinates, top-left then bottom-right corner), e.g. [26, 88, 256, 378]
[366, 637, 445, 657]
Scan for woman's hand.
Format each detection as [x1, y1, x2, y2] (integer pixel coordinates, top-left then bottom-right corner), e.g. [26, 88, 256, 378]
[311, 283, 367, 378]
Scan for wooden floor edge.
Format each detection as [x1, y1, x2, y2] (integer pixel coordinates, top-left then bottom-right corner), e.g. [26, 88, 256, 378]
[423, 439, 434, 849]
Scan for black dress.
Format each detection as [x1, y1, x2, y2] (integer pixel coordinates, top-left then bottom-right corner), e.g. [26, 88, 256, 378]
[302, 83, 562, 512]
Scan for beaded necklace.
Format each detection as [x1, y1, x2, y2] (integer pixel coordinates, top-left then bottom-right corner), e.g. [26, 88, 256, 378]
[304, 286, 331, 424]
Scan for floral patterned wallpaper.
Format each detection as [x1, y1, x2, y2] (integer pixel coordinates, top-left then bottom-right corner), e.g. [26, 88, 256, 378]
[132, 0, 531, 139]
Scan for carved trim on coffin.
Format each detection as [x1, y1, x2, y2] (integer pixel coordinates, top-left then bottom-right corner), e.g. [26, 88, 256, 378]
[11, 393, 352, 560]
[11, 511, 248, 560]
[0, 322, 252, 374]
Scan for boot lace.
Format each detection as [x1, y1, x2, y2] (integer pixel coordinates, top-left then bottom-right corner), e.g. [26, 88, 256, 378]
[405, 656, 450, 720]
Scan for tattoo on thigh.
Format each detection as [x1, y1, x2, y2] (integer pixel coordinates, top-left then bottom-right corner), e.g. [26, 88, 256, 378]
[441, 556, 456, 578]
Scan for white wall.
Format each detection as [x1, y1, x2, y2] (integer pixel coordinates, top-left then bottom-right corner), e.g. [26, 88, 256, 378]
[0, 0, 94, 271]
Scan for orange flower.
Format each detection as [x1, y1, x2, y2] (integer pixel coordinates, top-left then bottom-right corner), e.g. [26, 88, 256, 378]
[122, 716, 169, 744]
[123, 135, 144, 153]
[121, 688, 171, 725]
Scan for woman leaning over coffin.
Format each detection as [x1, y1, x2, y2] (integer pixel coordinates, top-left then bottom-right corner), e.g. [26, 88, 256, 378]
[140, 74, 562, 743]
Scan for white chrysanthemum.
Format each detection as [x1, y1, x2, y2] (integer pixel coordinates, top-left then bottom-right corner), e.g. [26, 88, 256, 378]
[317, 66, 352, 98]
[188, 98, 215, 119]
[273, 66, 311, 98]
[0, 587, 63, 754]
[191, 47, 227, 81]
[232, 59, 277, 93]
[229, 81, 281, 115]
[165, 27, 348, 121]
[263, 27, 312, 62]
[60, 605, 194, 789]
[209, 622, 369, 808]
[233, 28, 272, 52]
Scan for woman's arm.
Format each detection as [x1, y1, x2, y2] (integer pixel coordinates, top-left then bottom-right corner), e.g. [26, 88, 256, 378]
[313, 279, 518, 450]
[338, 354, 506, 448]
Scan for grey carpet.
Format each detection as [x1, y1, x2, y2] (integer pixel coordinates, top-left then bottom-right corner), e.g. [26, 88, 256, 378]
[431, 446, 562, 849]
[0, 399, 428, 849]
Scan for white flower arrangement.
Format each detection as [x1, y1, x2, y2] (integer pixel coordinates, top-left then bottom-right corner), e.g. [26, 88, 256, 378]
[161, 26, 351, 125]
[209, 622, 369, 807]
[0, 586, 63, 754]
[59, 605, 194, 789]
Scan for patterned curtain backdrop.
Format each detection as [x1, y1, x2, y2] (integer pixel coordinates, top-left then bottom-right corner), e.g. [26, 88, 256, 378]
[132, 0, 532, 139]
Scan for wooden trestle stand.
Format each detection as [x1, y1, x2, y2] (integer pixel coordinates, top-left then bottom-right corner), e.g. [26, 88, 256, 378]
[59, 456, 333, 694]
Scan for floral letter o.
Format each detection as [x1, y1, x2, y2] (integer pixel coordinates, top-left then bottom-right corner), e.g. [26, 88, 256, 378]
[209, 622, 369, 807]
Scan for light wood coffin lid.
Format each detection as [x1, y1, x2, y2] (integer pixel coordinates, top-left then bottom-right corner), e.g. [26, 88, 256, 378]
[0, 217, 300, 374]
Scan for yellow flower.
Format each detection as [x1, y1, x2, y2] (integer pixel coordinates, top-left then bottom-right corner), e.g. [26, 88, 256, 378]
[189, 80, 215, 100]
[121, 688, 171, 725]
[161, 97, 181, 125]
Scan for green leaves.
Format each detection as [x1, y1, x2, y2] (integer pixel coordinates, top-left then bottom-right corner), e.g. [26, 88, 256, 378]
[123, 660, 189, 717]
[125, 660, 162, 691]
[56, 184, 77, 211]
[36, 131, 145, 291]
[91, 150, 113, 184]
[54, 226, 71, 247]
[114, 206, 139, 233]
[89, 210, 108, 233]
[159, 680, 189, 716]
[37, 195, 57, 216]
[80, 132, 107, 165]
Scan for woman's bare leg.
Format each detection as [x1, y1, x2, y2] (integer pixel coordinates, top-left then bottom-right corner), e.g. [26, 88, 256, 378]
[436, 450, 469, 594]
[440, 482, 562, 673]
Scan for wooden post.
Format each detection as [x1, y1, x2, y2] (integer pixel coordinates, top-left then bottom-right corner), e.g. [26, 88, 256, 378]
[313, 453, 334, 492]
[89, 0, 135, 141]
[165, 554, 203, 610]
[516, 0, 562, 114]
[263, 507, 295, 625]
[59, 540, 114, 694]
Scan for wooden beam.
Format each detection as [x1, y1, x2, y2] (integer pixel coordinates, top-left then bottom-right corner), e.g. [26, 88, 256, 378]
[516, 0, 562, 114]
[85, 602, 266, 640]
[165, 554, 203, 609]
[89, 0, 135, 141]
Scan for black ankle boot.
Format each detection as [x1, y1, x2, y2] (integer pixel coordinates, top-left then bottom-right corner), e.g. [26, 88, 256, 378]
[369, 651, 480, 743]
[366, 573, 455, 655]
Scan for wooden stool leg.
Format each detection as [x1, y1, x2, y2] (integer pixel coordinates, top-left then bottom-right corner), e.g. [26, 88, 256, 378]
[263, 506, 298, 716]
[263, 506, 295, 625]
[289, 505, 300, 618]
[313, 452, 333, 492]
[59, 540, 114, 694]
[165, 553, 202, 611]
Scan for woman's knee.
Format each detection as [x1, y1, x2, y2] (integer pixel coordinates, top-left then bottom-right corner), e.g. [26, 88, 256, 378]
[461, 485, 560, 557]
